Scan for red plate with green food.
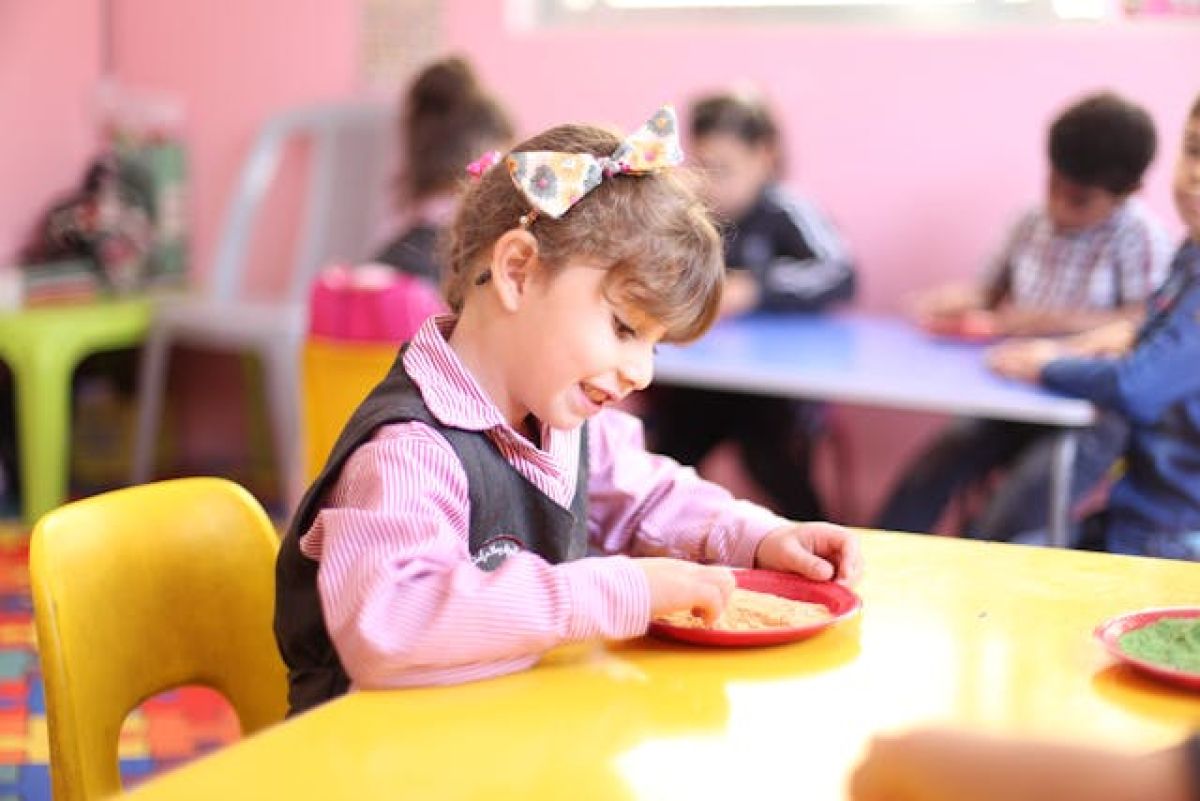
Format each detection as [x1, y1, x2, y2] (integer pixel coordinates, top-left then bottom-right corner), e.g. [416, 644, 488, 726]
[1094, 607, 1200, 691]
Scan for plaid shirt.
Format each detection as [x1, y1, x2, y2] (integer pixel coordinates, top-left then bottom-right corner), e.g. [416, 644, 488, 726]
[983, 199, 1172, 311]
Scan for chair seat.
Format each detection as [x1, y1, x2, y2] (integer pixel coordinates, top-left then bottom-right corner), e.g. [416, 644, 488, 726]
[153, 298, 306, 350]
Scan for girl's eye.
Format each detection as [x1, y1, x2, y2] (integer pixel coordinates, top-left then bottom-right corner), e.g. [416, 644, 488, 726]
[613, 315, 637, 340]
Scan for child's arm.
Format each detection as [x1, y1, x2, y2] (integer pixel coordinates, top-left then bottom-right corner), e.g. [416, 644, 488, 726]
[753, 194, 855, 313]
[587, 408, 784, 566]
[989, 303, 1143, 337]
[311, 423, 657, 689]
[586, 409, 862, 582]
[849, 728, 1197, 801]
[989, 274, 1200, 423]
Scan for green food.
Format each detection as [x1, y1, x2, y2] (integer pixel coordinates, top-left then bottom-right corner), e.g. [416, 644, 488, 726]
[1118, 618, 1200, 673]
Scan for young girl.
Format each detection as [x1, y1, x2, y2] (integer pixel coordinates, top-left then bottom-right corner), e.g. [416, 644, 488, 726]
[650, 91, 856, 522]
[986, 92, 1200, 560]
[372, 56, 514, 285]
[275, 107, 862, 715]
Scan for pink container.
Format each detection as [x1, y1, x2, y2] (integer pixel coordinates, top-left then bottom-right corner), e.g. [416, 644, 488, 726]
[309, 263, 446, 343]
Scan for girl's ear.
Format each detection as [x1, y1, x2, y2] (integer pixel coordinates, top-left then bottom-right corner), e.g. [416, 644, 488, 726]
[489, 229, 541, 313]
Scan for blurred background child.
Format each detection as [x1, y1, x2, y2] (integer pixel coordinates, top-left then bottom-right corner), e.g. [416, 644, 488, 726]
[649, 90, 856, 522]
[373, 56, 514, 286]
[986, 91, 1200, 559]
[877, 91, 1173, 540]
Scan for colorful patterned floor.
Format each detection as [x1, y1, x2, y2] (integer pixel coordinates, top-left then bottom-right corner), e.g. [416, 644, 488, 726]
[0, 522, 239, 799]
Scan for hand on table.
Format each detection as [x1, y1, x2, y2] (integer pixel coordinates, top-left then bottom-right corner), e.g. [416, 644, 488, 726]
[909, 284, 985, 320]
[986, 338, 1065, 383]
[755, 521, 863, 585]
[718, 270, 761, 319]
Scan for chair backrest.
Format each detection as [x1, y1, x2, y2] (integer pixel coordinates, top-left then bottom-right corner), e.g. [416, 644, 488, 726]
[30, 478, 288, 801]
[208, 101, 394, 305]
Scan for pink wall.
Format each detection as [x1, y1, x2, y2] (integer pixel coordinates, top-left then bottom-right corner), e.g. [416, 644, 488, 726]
[110, 0, 362, 292]
[0, 0, 102, 266]
[108, 0, 361, 480]
[445, 3, 1200, 523]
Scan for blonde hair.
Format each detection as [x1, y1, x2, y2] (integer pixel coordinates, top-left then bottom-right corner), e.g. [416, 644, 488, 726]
[443, 124, 724, 343]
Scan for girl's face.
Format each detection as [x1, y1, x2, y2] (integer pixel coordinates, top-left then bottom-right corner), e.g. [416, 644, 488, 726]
[509, 262, 664, 433]
[692, 132, 775, 222]
[1174, 113, 1200, 242]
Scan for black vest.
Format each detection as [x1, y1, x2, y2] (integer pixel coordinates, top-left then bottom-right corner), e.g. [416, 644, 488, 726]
[274, 349, 589, 715]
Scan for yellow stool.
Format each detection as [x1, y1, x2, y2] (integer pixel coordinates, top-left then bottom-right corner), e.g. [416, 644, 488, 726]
[302, 338, 398, 481]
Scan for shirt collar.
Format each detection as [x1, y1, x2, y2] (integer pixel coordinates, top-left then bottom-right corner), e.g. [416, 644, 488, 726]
[402, 315, 510, 432]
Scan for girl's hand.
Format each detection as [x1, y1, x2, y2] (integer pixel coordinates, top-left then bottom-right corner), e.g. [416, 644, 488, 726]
[636, 558, 736, 625]
[849, 727, 1193, 801]
[986, 339, 1064, 383]
[755, 522, 862, 585]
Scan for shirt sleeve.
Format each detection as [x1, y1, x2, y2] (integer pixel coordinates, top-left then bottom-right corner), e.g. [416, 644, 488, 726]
[1040, 272, 1200, 424]
[1110, 212, 1173, 306]
[586, 407, 790, 566]
[305, 421, 651, 689]
[757, 193, 856, 312]
[980, 210, 1036, 308]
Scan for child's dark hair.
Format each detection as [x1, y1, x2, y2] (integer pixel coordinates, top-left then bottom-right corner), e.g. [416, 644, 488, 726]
[444, 124, 724, 343]
[1192, 93, 1200, 120]
[399, 57, 514, 204]
[690, 92, 779, 150]
[1048, 91, 1156, 195]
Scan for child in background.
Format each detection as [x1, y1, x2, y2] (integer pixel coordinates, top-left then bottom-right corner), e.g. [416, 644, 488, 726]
[877, 91, 1173, 540]
[373, 56, 514, 285]
[650, 91, 856, 522]
[987, 93, 1200, 559]
[850, 727, 1199, 801]
[275, 107, 862, 715]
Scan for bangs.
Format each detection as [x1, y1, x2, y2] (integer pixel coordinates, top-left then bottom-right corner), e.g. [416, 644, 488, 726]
[605, 255, 722, 344]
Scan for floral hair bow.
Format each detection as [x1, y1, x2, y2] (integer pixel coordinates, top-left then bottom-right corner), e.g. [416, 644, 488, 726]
[506, 105, 684, 221]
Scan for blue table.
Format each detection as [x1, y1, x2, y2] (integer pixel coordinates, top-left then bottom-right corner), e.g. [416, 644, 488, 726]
[654, 314, 1096, 545]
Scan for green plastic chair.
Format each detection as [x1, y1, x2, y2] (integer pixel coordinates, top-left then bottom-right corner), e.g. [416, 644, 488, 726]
[0, 295, 152, 523]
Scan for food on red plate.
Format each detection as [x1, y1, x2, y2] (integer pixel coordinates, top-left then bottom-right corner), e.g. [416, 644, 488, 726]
[657, 588, 831, 631]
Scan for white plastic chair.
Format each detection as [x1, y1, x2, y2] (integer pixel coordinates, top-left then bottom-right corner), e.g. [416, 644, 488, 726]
[131, 102, 393, 515]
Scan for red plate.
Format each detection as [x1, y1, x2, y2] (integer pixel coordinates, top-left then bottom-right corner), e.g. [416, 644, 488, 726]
[648, 569, 861, 647]
[1093, 607, 1200, 691]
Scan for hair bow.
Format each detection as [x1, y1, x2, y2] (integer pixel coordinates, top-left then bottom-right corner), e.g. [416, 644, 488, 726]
[506, 105, 684, 221]
[465, 150, 502, 180]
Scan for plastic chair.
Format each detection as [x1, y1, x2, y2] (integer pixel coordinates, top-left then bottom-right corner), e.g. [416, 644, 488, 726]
[30, 477, 287, 801]
[131, 102, 393, 515]
[0, 293, 153, 523]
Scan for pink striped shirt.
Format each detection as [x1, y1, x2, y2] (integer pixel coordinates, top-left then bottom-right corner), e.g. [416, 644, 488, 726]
[299, 315, 788, 689]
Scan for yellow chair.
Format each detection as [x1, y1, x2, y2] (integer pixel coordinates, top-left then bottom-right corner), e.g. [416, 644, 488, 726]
[30, 478, 288, 801]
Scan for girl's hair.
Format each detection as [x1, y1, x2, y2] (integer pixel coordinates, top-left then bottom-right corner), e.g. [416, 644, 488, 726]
[399, 57, 514, 204]
[1192, 93, 1200, 120]
[444, 124, 724, 343]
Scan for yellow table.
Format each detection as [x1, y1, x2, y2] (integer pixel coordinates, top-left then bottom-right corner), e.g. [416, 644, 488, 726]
[124, 533, 1200, 800]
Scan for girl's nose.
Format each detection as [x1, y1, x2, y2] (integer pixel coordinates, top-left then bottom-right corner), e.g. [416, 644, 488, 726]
[621, 344, 655, 392]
